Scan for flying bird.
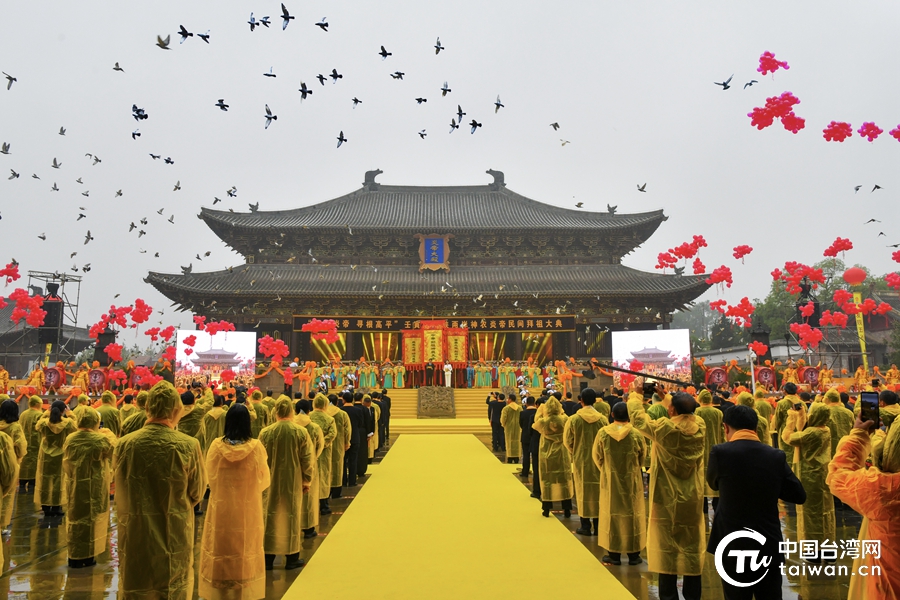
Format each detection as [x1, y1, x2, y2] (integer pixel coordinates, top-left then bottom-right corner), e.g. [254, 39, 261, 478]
[168, 215, 175, 224]
[213, 197, 222, 204]
[714, 74, 733, 90]
[129, 222, 136, 232]
[156, 35, 171, 50]
[560, 139, 571, 146]
[198, 30, 210, 43]
[58, 127, 66, 136]
[872, 185, 883, 192]
[115, 189, 122, 197]
[337, 130, 347, 148]
[138, 230, 146, 237]
[351, 97, 362, 108]
[51, 158, 61, 169]
[449, 118, 459, 133]
[178, 25, 193, 43]
[113, 62, 124, 72]
[263, 67, 276, 78]
[637, 183, 647, 192]
[264, 104, 277, 129]
[9, 169, 19, 179]
[330, 68, 342, 83]
[316, 17, 328, 31]
[51, 182, 58, 191]
[81, 191, 89, 197]
[140, 217, 147, 224]
[550, 122, 560, 130]
[37, 233, 46, 241]
[164, 157, 174, 164]
[227, 186, 237, 197]
[3, 72, 17, 90]
[390, 71, 404, 80]
[434, 37, 444, 54]
[76, 177, 83, 183]
[77, 213, 86, 221]
[418, 129, 427, 139]
[744, 80, 758, 89]
[281, 4, 294, 29]
[32, 174, 40, 179]
[379, 45, 392, 60]
[316, 74, 327, 86]
[149, 153, 160, 160]
[173, 180, 181, 191]
[0, 142, 8, 154]
[864, 218, 881, 224]
[248, 13, 258, 31]
[215, 99, 229, 111]
[574, 202, 583, 208]
[260, 16, 271, 28]
[494, 95, 504, 113]
[132, 129, 140, 139]
[298, 82, 312, 101]
[854, 185, 862, 193]
[415, 97, 427, 104]
[83, 230, 93, 245]
[469, 120, 481, 134]
[441, 81, 451, 96]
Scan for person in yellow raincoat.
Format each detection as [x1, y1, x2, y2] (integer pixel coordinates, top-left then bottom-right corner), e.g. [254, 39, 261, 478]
[0, 399, 25, 530]
[734, 391, 770, 446]
[249, 389, 271, 438]
[878, 390, 900, 431]
[500, 395, 522, 464]
[120, 390, 149, 436]
[95, 391, 121, 438]
[753, 388, 773, 429]
[71, 394, 92, 426]
[199, 403, 270, 600]
[62, 407, 116, 568]
[310, 394, 337, 516]
[532, 397, 573, 517]
[326, 393, 351, 499]
[201, 395, 228, 457]
[593, 401, 646, 565]
[695, 389, 723, 516]
[295, 399, 324, 538]
[628, 392, 706, 600]
[114, 380, 206, 599]
[118, 392, 137, 421]
[0, 365, 9, 394]
[562, 388, 608, 536]
[774, 382, 801, 464]
[827, 414, 900, 598]
[35, 400, 77, 516]
[259, 397, 314, 570]
[823, 388, 854, 457]
[18, 396, 43, 491]
[783, 401, 835, 560]
[0, 431, 16, 535]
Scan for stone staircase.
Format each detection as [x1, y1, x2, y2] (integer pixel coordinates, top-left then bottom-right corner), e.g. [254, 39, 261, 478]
[384, 388, 539, 435]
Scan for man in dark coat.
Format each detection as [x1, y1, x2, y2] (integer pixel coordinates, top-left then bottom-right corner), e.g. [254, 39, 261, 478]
[371, 392, 385, 451]
[354, 392, 373, 476]
[561, 391, 579, 417]
[379, 388, 392, 445]
[487, 393, 506, 452]
[519, 396, 538, 479]
[340, 392, 366, 487]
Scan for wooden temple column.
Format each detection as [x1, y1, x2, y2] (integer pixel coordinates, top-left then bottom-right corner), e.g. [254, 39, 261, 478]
[511, 333, 523, 361]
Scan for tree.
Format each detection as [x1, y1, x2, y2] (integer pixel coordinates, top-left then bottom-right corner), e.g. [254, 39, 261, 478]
[709, 313, 749, 349]
[890, 319, 900, 367]
[672, 301, 717, 351]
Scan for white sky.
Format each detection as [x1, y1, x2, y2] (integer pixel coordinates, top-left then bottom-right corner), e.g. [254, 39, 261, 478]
[2, 1, 899, 336]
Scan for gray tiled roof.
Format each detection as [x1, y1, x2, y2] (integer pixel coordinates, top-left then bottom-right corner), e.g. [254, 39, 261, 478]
[200, 184, 666, 232]
[146, 263, 710, 299]
[0, 300, 91, 341]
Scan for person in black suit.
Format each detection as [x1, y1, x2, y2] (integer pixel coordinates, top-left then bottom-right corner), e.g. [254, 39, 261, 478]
[340, 392, 365, 488]
[487, 393, 506, 452]
[561, 392, 579, 417]
[371, 392, 385, 451]
[519, 396, 538, 479]
[380, 388, 392, 445]
[707, 405, 807, 600]
[424, 360, 436, 386]
[355, 392, 373, 476]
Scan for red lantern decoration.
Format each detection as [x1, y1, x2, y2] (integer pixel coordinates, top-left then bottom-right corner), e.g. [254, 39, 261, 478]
[842, 267, 866, 286]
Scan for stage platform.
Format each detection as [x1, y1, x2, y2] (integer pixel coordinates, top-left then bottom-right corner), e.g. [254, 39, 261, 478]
[383, 387, 536, 435]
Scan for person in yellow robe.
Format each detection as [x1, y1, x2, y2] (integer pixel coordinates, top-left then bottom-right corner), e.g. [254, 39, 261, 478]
[18, 395, 43, 490]
[0, 431, 16, 536]
[0, 399, 25, 530]
[295, 401, 324, 538]
[249, 390, 271, 438]
[259, 397, 314, 570]
[114, 380, 207, 599]
[818, 366, 834, 390]
[781, 361, 799, 387]
[96, 391, 121, 438]
[35, 400, 77, 516]
[593, 401, 646, 565]
[532, 397, 573, 517]
[24, 365, 45, 394]
[695, 390, 723, 516]
[72, 364, 90, 393]
[310, 394, 337, 515]
[500, 396, 522, 463]
[201, 396, 228, 457]
[885, 363, 900, 386]
[326, 394, 351, 499]
[853, 365, 868, 391]
[783, 402, 835, 560]
[120, 391, 149, 436]
[628, 392, 706, 600]
[753, 388, 774, 430]
[0, 365, 9, 394]
[823, 388, 854, 458]
[734, 391, 771, 446]
[62, 407, 116, 568]
[199, 403, 270, 600]
[773, 382, 801, 464]
[563, 388, 608, 536]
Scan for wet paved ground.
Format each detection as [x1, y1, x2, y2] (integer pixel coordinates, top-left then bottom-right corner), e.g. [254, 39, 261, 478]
[0, 432, 860, 599]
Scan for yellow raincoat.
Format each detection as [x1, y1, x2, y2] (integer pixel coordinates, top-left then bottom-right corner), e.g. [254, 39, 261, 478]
[326, 402, 351, 488]
[177, 404, 206, 446]
[62, 408, 116, 560]
[18, 398, 43, 480]
[114, 381, 207, 600]
[593, 420, 646, 554]
[500, 401, 523, 458]
[827, 424, 900, 599]
[119, 400, 137, 421]
[0, 430, 17, 527]
[532, 398, 573, 502]
[249, 395, 271, 439]
[695, 392, 723, 497]
[199, 437, 270, 600]
[34, 414, 77, 508]
[628, 398, 706, 576]
[735, 392, 770, 446]
[259, 401, 314, 555]
[295, 412, 324, 530]
[120, 391, 149, 437]
[0, 419, 25, 526]
[784, 402, 835, 546]
[824, 389, 854, 457]
[563, 406, 608, 518]
[774, 395, 799, 463]
[310, 404, 337, 500]
[201, 406, 227, 456]
[753, 389, 773, 426]
[96, 392, 121, 437]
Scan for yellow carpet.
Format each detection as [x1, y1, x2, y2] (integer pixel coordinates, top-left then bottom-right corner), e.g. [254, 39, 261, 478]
[286, 435, 636, 600]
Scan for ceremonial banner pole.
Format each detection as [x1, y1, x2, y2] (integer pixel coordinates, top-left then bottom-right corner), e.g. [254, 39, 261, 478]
[852, 292, 868, 374]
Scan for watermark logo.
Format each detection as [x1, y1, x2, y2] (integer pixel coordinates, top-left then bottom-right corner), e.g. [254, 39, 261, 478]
[714, 528, 772, 588]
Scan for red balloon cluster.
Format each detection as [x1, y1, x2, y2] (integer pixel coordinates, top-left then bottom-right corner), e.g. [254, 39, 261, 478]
[0, 262, 20, 285]
[892, 250, 900, 263]
[184, 348, 193, 356]
[193, 315, 206, 327]
[301, 318, 340, 344]
[283, 367, 294, 386]
[748, 341, 769, 357]
[732, 245, 753, 262]
[799, 301, 816, 319]
[656, 235, 708, 272]
[133, 366, 163, 388]
[710, 299, 727, 314]
[205, 319, 237, 336]
[655, 252, 678, 271]
[886, 273, 900, 291]
[183, 334, 197, 347]
[220, 369, 236, 382]
[857, 122, 883, 142]
[820, 310, 849, 329]
[789, 322, 824, 349]
[160, 325, 176, 342]
[108, 369, 127, 385]
[777, 261, 825, 294]
[822, 121, 853, 142]
[692, 258, 706, 275]
[144, 327, 161, 341]
[747, 92, 804, 133]
[833, 289, 853, 306]
[131, 299, 153, 325]
[8, 288, 46, 327]
[161, 345, 176, 361]
[770, 268, 783, 281]
[706, 265, 734, 288]
[259, 335, 290, 360]
[823, 237, 853, 258]
[725, 297, 755, 327]
[629, 359, 644, 373]
[104, 343, 124, 363]
[890, 125, 900, 142]
[757, 51, 790, 75]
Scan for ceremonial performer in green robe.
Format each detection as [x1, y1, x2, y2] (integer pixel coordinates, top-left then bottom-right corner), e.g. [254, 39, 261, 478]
[562, 388, 608, 535]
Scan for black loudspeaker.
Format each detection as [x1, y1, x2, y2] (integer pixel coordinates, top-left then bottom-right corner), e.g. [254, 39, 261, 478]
[38, 297, 63, 344]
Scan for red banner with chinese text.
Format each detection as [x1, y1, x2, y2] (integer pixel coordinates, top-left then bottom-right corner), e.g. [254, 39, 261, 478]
[402, 329, 424, 370]
[445, 328, 468, 369]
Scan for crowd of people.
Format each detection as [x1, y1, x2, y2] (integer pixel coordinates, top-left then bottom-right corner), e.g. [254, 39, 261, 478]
[0, 381, 392, 599]
[490, 380, 899, 599]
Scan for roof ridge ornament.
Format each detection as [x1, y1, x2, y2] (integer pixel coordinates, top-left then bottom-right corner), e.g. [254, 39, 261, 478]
[486, 169, 505, 191]
[363, 169, 383, 190]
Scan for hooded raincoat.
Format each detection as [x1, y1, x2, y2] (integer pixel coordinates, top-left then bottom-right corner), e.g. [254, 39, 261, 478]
[295, 412, 324, 530]
[735, 392, 771, 447]
[62, 408, 116, 560]
[532, 398, 573, 502]
[827, 424, 900, 599]
[199, 437, 270, 600]
[0, 431, 17, 527]
[774, 395, 799, 463]
[96, 392, 121, 437]
[18, 401, 43, 480]
[120, 391, 149, 437]
[34, 414, 77, 508]
[310, 409, 337, 500]
[249, 400, 271, 439]
[695, 391, 723, 497]
[500, 401, 523, 458]
[628, 399, 706, 576]
[0, 419, 25, 525]
[563, 405, 608, 518]
[593, 420, 646, 554]
[114, 381, 207, 600]
[784, 402, 835, 546]
[177, 404, 206, 447]
[326, 403, 351, 488]
[201, 406, 227, 456]
[259, 413, 315, 555]
[824, 389, 854, 457]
